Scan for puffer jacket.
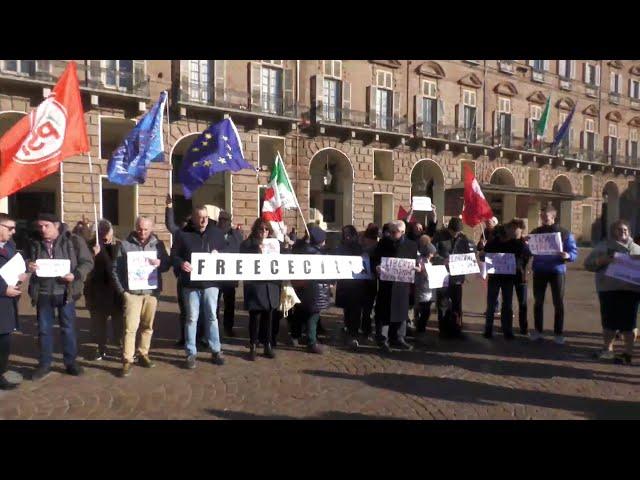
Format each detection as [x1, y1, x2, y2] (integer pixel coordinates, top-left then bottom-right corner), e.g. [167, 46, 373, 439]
[530, 224, 578, 274]
[112, 231, 170, 296]
[27, 223, 94, 305]
[293, 242, 332, 313]
[584, 238, 640, 292]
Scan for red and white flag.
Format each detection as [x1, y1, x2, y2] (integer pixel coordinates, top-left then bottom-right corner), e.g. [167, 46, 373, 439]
[0, 61, 89, 198]
[261, 153, 297, 241]
[461, 164, 493, 227]
[397, 205, 414, 223]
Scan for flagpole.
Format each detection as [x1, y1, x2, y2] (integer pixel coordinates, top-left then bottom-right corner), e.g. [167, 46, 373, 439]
[277, 150, 310, 239]
[86, 151, 99, 240]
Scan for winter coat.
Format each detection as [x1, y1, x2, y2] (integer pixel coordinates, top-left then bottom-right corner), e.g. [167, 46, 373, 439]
[431, 229, 476, 285]
[292, 242, 332, 313]
[240, 236, 282, 311]
[415, 242, 437, 303]
[27, 223, 94, 305]
[584, 238, 640, 292]
[0, 241, 20, 334]
[371, 235, 418, 323]
[84, 239, 123, 312]
[530, 224, 578, 274]
[112, 232, 170, 296]
[334, 241, 365, 309]
[480, 237, 531, 283]
[170, 223, 226, 290]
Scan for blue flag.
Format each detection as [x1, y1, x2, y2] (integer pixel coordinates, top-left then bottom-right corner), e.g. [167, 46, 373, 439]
[552, 106, 576, 150]
[107, 91, 168, 185]
[178, 118, 254, 199]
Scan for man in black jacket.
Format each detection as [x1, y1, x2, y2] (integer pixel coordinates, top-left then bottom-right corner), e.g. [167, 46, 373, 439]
[0, 213, 27, 390]
[432, 217, 476, 339]
[215, 210, 243, 337]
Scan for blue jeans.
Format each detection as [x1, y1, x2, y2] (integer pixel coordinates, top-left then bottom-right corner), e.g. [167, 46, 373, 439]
[36, 295, 78, 367]
[183, 287, 221, 356]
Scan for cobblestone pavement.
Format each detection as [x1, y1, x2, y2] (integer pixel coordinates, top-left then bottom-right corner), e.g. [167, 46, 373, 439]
[1, 253, 639, 420]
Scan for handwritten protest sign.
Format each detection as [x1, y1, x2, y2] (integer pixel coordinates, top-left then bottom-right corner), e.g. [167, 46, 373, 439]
[261, 238, 280, 255]
[127, 251, 159, 290]
[379, 257, 416, 283]
[485, 253, 516, 275]
[528, 232, 563, 255]
[604, 252, 640, 286]
[448, 253, 480, 276]
[412, 196, 432, 212]
[35, 259, 71, 277]
[0, 252, 26, 286]
[425, 263, 449, 289]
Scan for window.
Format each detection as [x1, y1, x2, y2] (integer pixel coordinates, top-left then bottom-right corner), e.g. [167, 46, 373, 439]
[258, 136, 285, 171]
[528, 105, 542, 146]
[373, 193, 394, 227]
[422, 97, 438, 136]
[463, 90, 476, 107]
[583, 175, 593, 197]
[498, 97, 511, 113]
[376, 70, 393, 89]
[609, 123, 618, 138]
[102, 188, 119, 226]
[422, 80, 437, 99]
[584, 62, 600, 86]
[463, 105, 477, 142]
[529, 168, 540, 189]
[558, 112, 572, 150]
[629, 129, 639, 161]
[103, 60, 134, 91]
[323, 60, 342, 79]
[323, 78, 342, 122]
[189, 60, 211, 103]
[262, 60, 283, 67]
[376, 87, 392, 130]
[530, 105, 542, 121]
[585, 119, 595, 132]
[558, 60, 573, 79]
[610, 72, 622, 94]
[584, 119, 596, 160]
[530, 60, 545, 71]
[1, 60, 50, 77]
[373, 150, 394, 181]
[630, 79, 640, 100]
[261, 66, 283, 115]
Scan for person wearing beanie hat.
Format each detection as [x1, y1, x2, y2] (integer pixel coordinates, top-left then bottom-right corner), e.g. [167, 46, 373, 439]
[431, 216, 476, 339]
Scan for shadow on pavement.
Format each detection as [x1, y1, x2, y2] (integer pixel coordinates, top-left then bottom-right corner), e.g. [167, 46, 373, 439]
[204, 408, 399, 420]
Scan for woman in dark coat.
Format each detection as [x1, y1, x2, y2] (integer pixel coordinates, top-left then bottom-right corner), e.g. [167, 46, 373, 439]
[334, 225, 365, 350]
[240, 218, 281, 360]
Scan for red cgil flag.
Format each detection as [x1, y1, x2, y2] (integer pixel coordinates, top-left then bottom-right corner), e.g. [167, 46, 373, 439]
[461, 164, 493, 227]
[397, 205, 414, 223]
[0, 61, 89, 198]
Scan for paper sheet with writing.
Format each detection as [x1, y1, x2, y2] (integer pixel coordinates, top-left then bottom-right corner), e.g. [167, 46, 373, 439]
[35, 259, 71, 278]
[448, 253, 480, 276]
[604, 252, 640, 286]
[485, 253, 516, 275]
[528, 232, 563, 255]
[0, 252, 26, 286]
[261, 238, 280, 255]
[425, 263, 449, 289]
[412, 196, 432, 212]
[127, 251, 159, 290]
[379, 257, 416, 283]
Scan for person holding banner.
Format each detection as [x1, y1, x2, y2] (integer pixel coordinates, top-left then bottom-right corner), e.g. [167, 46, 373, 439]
[508, 219, 532, 334]
[529, 204, 578, 344]
[414, 234, 437, 335]
[372, 220, 418, 352]
[240, 219, 282, 360]
[112, 216, 170, 377]
[584, 220, 640, 365]
[215, 210, 244, 338]
[0, 213, 27, 390]
[432, 217, 476, 339]
[171, 206, 227, 369]
[26, 213, 94, 380]
[334, 225, 366, 351]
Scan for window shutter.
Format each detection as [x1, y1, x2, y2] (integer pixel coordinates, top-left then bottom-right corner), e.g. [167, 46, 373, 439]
[437, 98, 444, 125]
[580, 131, 585, 150]
[393, 91, 401, 130]
[630, 78, 633, 97]
[36, 60, 50, 73]
[455, 104, 463, 129]
[334, 60, 342, 79]
[342, 80, 351, 122]
[415, 95, 423, 132]
[323, 60, 332, 76]
[583, 63, 588, 83]
[528, 60, 535, 67]
[627, 139, 631, 158]
[543, 60, 550, 71]
[89, 60, 101, 80]
[569, 127, 574, 148]
[558, 60, 566, 77]
[492, 110, 497, 141]
[249, 62, 262, 110]
[283, 67, 294, 113]
[367, 86, 377, 126]
[595, 65, 601, 86]
[133, 60, 145, 87]
[570, 60, 576, 79]
[310, 74, 323, 122]
[213, 60, 225, 102]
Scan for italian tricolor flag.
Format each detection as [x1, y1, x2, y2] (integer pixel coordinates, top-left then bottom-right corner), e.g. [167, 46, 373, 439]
[535, 96, 551, 143]
[261, 153, 297, 241]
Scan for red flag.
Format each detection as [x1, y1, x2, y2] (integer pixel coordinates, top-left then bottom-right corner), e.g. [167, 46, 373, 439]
[462, 164, 493, 227]
[0, 61, 89, 198]
[397, 205, 414, 223]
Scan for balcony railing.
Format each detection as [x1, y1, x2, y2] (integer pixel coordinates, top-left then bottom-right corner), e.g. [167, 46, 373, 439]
[179, 82, 303, 118]
[307, 103, 410, 134]
[0, 60, 150, 98]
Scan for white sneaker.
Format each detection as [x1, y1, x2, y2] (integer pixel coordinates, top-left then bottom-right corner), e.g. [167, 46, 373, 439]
[553, 335, 566, 345]
[530, 330, 543, 342]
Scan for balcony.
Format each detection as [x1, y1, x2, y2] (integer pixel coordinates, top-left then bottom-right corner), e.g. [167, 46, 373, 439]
[609, 92, 621, 105]
[585, 84, 599, 98]
[306, 103, 410, 136]
[178, 82, 303, 121]
[559, 77, 572, 91]
[531, 69, 545, 83]
[498, 61, 514, 75]
[631, 98, 640, 110]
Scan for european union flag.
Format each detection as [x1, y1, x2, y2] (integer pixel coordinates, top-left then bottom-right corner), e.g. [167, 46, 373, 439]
[107, 91, 168, 185]
[178, 117, 254, 199]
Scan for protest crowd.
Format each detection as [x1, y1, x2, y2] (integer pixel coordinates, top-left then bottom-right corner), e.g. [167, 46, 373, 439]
[1, 61, 639, 391]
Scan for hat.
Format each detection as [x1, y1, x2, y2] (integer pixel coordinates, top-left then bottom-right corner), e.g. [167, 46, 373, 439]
[448, 217, 463, 233]
[36, 213, 60, 223]
[309, 226, 326, 245]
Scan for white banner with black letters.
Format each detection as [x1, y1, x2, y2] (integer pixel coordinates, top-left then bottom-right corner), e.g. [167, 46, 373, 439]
[190, 253, 369, 281]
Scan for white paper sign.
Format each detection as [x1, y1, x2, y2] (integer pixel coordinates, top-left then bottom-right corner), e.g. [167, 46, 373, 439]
[448, 253, 480, 276]
[425, 263, 449, 289]
[191, 253, 366, 281]
[604, 252, 640, 286]
[485, 253, 516, 275]
[528, 232, 563, 255]
[35, 259, 71, 278]
[379, 257, 416, 283]
[261, 238, 280, 255]
[0, 252, 26, 286]
[127, 251, 159, 290]
[352, 255, 374, 280]
[412, 196, 433, 212]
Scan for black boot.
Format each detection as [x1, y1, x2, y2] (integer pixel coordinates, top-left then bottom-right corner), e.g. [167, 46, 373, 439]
[248, 344, 257, 361]
[264, 343, 275, 359]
